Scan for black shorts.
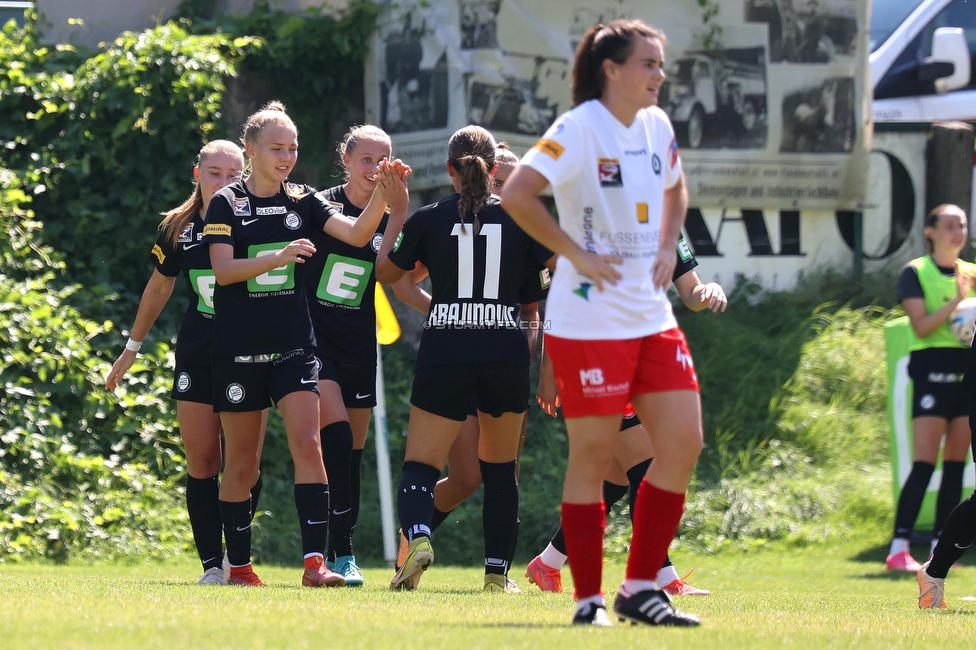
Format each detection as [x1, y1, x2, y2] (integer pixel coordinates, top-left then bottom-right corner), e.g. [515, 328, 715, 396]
[620, 412, 641, 432]
[171, 360, 214, 405]
[317, 356, 377, 409]
[212, 348, 319, 412]
[411, 362, 529, 422]
[909, 348, 970, 420]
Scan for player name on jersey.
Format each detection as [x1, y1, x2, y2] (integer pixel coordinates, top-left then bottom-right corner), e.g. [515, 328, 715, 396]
[425, 301, 520, 329]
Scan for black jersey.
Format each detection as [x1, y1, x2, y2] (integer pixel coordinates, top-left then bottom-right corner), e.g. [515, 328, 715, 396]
[305, 186, 389, 367]
[203, 180, 336, 356]
[388, 194, 553, 369]
[152, 213, 214, 362]
[674, 235, 698, 283]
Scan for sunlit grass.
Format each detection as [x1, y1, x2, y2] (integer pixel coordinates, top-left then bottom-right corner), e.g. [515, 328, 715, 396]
[3, 540, 975, 649]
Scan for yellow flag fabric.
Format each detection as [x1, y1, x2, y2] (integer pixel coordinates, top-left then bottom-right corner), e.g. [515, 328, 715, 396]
[375, 284, 401, 345]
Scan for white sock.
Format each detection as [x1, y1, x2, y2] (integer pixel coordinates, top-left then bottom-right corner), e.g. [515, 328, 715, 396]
[575, 593, 606, 613]
[540, 543, 568, 570]
[656, 564, 680, 586]
[620, 578, 658, 596]
[889, 538, 910, 555]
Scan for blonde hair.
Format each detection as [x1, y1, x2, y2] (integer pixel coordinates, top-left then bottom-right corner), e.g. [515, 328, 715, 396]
[159, 140, 243, 247]
[240, 100, 306, 199]
[338, 124, 392, 181]
[448, 125, 496, 233]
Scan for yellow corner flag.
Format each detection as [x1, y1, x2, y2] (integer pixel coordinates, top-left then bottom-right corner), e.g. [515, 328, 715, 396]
[375, 284, 401, 345]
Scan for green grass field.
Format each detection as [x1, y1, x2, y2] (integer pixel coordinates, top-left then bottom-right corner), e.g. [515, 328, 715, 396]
[2, 542, 975, 649]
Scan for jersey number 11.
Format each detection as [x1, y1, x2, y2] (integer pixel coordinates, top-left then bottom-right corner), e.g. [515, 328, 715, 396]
[452, 223, 502, 300]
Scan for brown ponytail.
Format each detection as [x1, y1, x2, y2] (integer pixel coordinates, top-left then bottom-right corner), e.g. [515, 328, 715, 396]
[572, 19, 666, 107]
[159, 139, 243, 247]
[448, 125, 496, 233]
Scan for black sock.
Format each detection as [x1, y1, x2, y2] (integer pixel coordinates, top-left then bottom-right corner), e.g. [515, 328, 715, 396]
[321, 421, 354, 560]
[397, 461, 441, 541]
[249, 473, 263, 522]
[603, 480, 629, 511]
[350, 448, 364, 534]
[295, 483, 330, 557]
[548, 481, 629, 557]
[894, 461, 935, 539]
[481, 459, 518, 576]
[187, 475, 223, 571]
[506, 518, 520, 576]
[219, 498, 252, 567]
[936, 461, 965, 537]
[431, 507, 452, 532]
[626, 458, 653, 521]
[929, 494, 976, 578]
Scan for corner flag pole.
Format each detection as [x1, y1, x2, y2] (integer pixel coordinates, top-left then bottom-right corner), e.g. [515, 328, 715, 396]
[374, 285, 401, 565]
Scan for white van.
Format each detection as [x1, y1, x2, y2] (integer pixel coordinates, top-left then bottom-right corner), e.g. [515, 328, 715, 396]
[871, 0, 975, 121]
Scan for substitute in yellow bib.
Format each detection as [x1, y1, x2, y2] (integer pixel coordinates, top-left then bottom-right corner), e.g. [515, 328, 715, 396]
[888, 204, 975, 572]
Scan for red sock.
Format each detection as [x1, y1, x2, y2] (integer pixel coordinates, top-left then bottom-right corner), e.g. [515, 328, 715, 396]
[561, 501, 605, 599]
[626, 479, 685, 582]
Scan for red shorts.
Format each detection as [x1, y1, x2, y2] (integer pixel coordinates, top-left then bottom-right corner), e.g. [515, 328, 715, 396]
[545, 328, 699, 418]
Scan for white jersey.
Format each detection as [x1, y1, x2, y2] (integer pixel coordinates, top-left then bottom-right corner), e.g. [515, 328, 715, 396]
[521, 99, 682, 340]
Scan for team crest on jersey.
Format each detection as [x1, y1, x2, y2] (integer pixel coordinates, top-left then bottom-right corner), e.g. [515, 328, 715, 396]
[178, 224, 194, 243]
[233, 197, 251, 216]
[284, 211, 302, 230]
[256, 206, 287, 216]
[651, 154, 662, 176]
[371, 233, 383, 252]
[598, 158, 622, 187]
[669, 138, 679, 168]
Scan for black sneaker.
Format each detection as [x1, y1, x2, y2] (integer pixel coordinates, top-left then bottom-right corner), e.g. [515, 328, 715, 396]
[572, 602, 613, 627]
[613, 589, 701, 627]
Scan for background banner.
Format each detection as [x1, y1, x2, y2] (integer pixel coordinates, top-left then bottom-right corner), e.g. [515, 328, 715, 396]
[364, 0, 872, 210]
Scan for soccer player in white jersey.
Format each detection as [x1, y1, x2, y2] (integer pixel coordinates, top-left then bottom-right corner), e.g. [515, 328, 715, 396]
[502, 19, 703, 627]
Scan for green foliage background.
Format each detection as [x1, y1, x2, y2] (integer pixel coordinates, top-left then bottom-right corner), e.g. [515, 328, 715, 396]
[0, 5, 906, 567]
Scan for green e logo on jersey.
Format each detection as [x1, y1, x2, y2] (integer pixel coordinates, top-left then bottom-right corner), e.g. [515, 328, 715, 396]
[188, 269, 217, 315]
[677, 237, 692, 262]
[247, 242, 296, 292]
[317, 254, 373, 306]
[392, 231, 403, 252]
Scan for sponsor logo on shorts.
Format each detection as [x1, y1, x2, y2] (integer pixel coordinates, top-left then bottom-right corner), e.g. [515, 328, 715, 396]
[371, 233, 383, 252]
[233, 197, 251, 216]
[651, 153, 661, 175]
[256, 206, 287, 216]
[532, 138, 565, 161]
[579, 368, 604, 386]
[151, 243, 165, 264]
[355, 392, 372, 400]
[176, 372, 191, 393]
[226, 382, 245, 404]
[920, 394, 936, 410]
[203, 224, 232, 237]
[598, 158, 622, 187]
[676, 345, 694, 371]
[284, 211, 302, 230]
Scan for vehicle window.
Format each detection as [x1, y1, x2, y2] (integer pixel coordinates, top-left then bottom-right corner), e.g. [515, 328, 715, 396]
[870, 0, 927, 52]
[920, 0, 976, 89]
[875, 0, 976, 99]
